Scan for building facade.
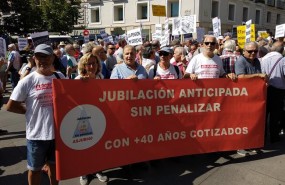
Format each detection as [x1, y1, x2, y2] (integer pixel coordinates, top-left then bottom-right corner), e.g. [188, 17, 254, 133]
[73, 0, 285, 39]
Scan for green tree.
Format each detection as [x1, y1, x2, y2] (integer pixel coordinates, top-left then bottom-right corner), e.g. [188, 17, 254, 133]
[0, 0, 80, 35]
[40, 0, 80, 34]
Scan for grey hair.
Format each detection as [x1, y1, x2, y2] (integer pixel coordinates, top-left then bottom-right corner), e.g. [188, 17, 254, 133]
[175, 47, 187, 56]
[223, 40, 236, 52]
[244, 42, 259, 50]
[83, 42, 96, 54]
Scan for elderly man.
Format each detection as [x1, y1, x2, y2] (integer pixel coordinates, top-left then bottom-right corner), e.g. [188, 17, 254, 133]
[114, 39, 127, 63]
[235, 42, 267, 79]
[105, 43, 117, 72]
[111, 45, 148, 79]
[184, 35, 235, 80]
[92, 45, 110, 79]
[219, 39, 239, 74]
[65, 44, 78, 79]
[171, 46, 188, 76]
[235, 41, 267, 156]
[6, 44, 65, 185]
[261, 41, 285, 143]
[5, 44, 21, 88]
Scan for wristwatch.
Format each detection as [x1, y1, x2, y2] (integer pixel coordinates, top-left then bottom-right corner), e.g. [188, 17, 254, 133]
[26, 67, 32, 71]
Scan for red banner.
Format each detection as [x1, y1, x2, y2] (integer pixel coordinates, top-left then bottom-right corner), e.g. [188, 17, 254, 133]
[53, 78, 266, 180]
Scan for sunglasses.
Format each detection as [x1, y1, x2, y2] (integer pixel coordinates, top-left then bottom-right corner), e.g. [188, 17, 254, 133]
[159, 52, 169, 56]
[109, 48, 115, 50]
[204, 42, 216, 46]
[246, 50, 258, 54]
[85, 62, 97, 66]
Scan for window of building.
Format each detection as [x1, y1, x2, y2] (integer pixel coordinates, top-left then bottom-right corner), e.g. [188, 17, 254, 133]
[276, 14, 281, 24]
[255, 9, 261, 24]
[228, 4, 235, 21]
[242, 7, 248, 22]
[113, 4, 124, 22]
[211, 1, 219, 18]
[137, 1, 149, 20]
[267, 11, 271, 23]
[90, 6, 100, 23]
[167, 0, 179, 17]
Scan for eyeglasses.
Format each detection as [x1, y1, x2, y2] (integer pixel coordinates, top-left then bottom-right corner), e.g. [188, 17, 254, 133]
[108, 48, 116, 50]
[204, 42, 216, 46]
[246, 50, 258, 54]
[159, 52, 170, 56]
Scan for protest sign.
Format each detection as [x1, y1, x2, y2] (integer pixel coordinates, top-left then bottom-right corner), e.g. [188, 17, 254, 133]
[181, 15, 196, 34]
[172, 17, 181, 36]
[237, 24, 255, 49]
[212, 17, 221, 38]
[196, 27, 205, 43]
[53, 78, 266, 180]
[0, 37, 6, 58]
[245, 20, 252, 43]
[31, 31, 50, 47]
[275, 24, 285, 39]
[18, 38, 28, 51]
[152, 5, 166, 17]
[258, 31, 269, 39]
[127, 28, 142, 46]
[100, 29, 110, 43]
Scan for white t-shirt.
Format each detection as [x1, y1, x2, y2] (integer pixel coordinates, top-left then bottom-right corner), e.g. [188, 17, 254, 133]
[10, 71, 65, 140]
[185, 53, 225, 79]
[148, 64, 182, 79]
[142, 58, 155, 71]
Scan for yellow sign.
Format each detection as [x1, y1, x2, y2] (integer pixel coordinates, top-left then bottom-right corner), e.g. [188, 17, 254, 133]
[152, 5, 166, 17]
[237, 24, 255, 49]
[258, 31, 269, 39]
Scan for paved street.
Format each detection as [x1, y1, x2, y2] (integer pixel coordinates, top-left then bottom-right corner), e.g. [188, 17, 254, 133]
[1, 84, 285, 185]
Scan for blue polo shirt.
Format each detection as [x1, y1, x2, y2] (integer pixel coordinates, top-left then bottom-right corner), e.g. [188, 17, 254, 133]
[110, 62, 148, 79]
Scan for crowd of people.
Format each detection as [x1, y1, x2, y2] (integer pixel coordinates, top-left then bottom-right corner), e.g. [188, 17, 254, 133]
[1, 33, 285, 185]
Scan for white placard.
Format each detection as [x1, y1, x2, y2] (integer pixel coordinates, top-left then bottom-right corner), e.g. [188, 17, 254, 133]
[212, 17, 221, 38]
[108, 36, 114, 43]
[100, 29, 109, 43]
[181, 15, 196, 34]
[127, 28, 143, 46]
[196, 27, 205, 43]
[18, 38, 28, 51]
[246, 19, 252, 43]
[155, 24, 162, 41]
[0, 37, 6, 58]
[31, 31, 49, 47]
[164, 18, 169, 33]
[275, 24, 285, 39]
[160, 31, 170, 47]
[172, 17, 181, 36]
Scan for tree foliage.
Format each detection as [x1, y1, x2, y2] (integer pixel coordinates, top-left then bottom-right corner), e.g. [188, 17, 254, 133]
[0, 0, 81, 35]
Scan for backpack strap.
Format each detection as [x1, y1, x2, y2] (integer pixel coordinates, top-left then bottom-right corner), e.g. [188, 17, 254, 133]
[53, 72, 61, 79]
[268, 57, 283, 78]
[153, 64, 158, 78]
[173, 65, 180, 79]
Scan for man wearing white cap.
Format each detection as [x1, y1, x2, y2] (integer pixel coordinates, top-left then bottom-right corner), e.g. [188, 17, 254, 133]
[6, 44, 65, 185]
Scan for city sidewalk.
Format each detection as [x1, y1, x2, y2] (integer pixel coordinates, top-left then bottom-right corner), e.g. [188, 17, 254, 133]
[1, 85, 285, 185]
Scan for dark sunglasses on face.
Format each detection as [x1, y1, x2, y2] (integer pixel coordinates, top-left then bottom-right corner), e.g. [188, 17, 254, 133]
[246, 50, 258, 54]
[109, 48, 115, 50]
[204, 42, 216, 46]
[159, 52, 169, 56]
